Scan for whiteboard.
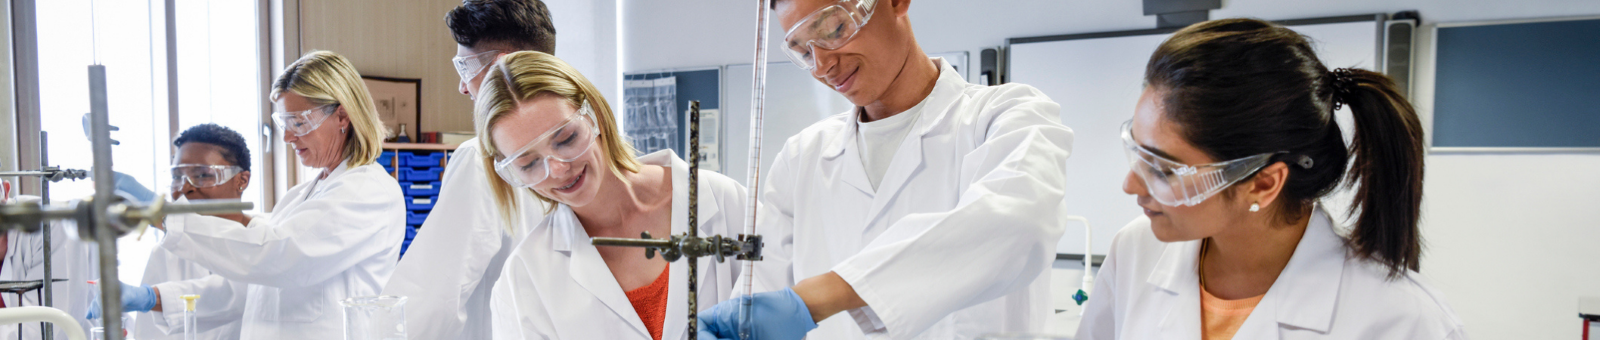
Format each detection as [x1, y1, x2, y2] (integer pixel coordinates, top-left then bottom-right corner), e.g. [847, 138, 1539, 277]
[1008, 17, 1382, 255]
[721, 62, 855, 186]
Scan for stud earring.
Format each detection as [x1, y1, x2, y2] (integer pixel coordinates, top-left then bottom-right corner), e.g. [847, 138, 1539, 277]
[1249, 203, 1260, 212]
[340, 127, 347, 133]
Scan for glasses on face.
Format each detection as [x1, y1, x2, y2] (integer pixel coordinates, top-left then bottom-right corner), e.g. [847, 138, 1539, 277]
[781, 0, 879, 70]
[453, 49, 501, 88]
[170, 164, 245, 191]
[492, 102, 601, 188]
[272, 104, 338, 137]
[1121, 120, 1280, 207]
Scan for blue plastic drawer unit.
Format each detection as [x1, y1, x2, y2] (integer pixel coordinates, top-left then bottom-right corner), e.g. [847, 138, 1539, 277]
[400, 224, 419, 259]
[380, 151, 398, 172]
[398, 167, 443, 182]
[406, 211, 429, 225]
[400, 151, 446, 167]
[400, 181, 442, 196]
[406, 195, 437, 211]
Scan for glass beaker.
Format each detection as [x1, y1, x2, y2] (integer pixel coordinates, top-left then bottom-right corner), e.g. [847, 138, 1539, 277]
[342, 295, 408, 340]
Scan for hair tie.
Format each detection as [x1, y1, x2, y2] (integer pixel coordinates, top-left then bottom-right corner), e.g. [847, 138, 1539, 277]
[1296, 154, 1315, 169]
[1328, 68, 1356, 111]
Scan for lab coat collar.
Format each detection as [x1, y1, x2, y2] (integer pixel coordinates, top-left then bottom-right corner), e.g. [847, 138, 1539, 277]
[321, 158, 356, 181]
[1257, 206, 1346, 334]
[1146, 205, 1348, 336]
[548, 149, 719, 339]
[822, 57, 965, 160]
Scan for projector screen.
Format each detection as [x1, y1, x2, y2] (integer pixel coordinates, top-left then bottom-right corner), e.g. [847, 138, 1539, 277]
[1007, 15, 1385, 255]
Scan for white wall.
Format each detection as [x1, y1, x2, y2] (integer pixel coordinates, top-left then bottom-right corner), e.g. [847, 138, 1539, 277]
[547, 0, 622, 116]
[624, 0, 1600, 339]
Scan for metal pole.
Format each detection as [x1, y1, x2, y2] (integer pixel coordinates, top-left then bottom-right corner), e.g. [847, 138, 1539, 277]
[687, 101, 701, 340]
[40, 132, 53, 340]
[88, 65, 125, 340]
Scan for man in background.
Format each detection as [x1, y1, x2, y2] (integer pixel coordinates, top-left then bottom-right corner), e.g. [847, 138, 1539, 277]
[382, 1, 557, 338]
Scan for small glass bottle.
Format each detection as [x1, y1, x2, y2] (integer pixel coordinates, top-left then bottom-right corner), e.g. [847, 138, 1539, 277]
[395, 124, 412, 143]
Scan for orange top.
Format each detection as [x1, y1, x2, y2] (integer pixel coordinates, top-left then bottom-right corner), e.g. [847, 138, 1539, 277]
[626, 264, 671, 340]
[1199, 284, 1264, 340]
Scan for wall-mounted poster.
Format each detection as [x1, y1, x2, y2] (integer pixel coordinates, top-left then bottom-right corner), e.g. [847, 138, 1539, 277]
[363, 76, 421, 140]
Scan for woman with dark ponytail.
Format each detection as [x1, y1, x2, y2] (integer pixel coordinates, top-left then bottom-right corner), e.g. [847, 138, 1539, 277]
[1076, 18, 1465, 339]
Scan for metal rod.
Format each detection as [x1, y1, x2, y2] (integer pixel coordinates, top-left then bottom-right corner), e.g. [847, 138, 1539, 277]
[0, 171, 53, 177]
[589, 237, 674, 248]
[687, 101, 701, 340]
[41, 131, 53, 340]
[88, 65, 126, 340]
[740, 0, 774, 338]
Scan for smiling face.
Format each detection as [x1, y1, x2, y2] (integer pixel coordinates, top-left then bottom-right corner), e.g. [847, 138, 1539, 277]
[1122, 87, 1256, 242]
[278, 92, 350, 171]
[172, 142, 248, 201]
[776, 0, 914, 106]
[489, 94, 608, 207]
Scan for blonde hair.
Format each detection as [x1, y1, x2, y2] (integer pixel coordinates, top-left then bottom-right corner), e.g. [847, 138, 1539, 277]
[476, 51, 639, 230]
[270, 50, 386, 168]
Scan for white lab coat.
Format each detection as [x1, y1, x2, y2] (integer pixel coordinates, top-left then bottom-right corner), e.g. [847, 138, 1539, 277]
[384, 138, 542, 340]
[489, 150, 748, 340]
[1075, 206, 1469, 340]
[156, 160, 406, 339]
[753, 58, 1073, 339]
[136, 214, 264, 340]
[0, 201, 98, 340]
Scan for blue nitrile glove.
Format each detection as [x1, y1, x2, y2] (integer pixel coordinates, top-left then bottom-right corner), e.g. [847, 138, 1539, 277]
[698, 288, 818, 340]
[87, 283, 158, 319]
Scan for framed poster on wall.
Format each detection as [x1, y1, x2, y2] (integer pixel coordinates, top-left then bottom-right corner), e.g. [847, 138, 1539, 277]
[363, 76, 422, 140]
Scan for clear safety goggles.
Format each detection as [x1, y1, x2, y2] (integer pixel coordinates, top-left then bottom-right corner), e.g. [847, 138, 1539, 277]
[271, 104, 338, 137]
[169, 164, 244, 190]
[1121, 120, 1279, 207]
[781, 0, 879, 70]
[492, 102, 600, 188]
[453, 49, 501, 87]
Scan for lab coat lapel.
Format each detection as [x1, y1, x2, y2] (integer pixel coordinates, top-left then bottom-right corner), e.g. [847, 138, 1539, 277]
[861, 59, 962, 229]
[555, 206, 652, 338]
[1146, 238, 1203, 340]
[823, 116, 875, 196]
[1236, 206, 1345, 338]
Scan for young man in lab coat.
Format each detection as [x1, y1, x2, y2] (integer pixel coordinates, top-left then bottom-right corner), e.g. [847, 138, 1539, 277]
[699, 0, 1074, 339]
[381, 1, 556, 338]
[134, 123, 254, 340]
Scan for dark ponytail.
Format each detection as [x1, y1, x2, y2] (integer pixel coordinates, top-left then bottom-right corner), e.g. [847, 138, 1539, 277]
[1334, 68, 1427, 276]
[1145, 18, 1426, 278]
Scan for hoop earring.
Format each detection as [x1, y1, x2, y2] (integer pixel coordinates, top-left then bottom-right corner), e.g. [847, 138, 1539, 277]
[1249, 203, 1261, 212]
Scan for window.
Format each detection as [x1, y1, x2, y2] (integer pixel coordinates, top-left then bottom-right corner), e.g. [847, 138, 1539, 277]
[32, 0, 262, 284]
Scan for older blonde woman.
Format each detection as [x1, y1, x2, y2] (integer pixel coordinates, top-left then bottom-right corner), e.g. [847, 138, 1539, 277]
[479, 51, 750, 340]
[147, 50, 406, 339]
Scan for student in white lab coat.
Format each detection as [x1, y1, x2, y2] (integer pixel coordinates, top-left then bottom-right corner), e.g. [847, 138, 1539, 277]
[698, 0, 1075, 339]
[382, 2, 556, 338]
[1076, 19, 1466, 340]
[476, 51, 748, 340]
[0, 198, 98, 339]
[132, 123, 254, 340]
[144, 51, 407, 339]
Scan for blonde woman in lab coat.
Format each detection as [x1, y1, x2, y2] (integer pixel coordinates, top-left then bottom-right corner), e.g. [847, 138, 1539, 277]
[148, 50, 406, 339]
[478, 51, 748, 340]
[1076, 19, 1466, 339]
